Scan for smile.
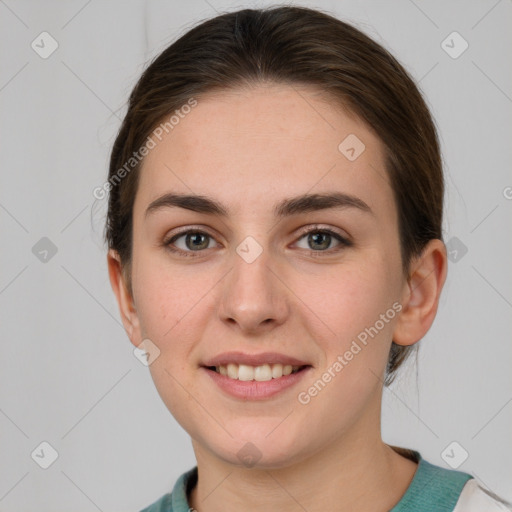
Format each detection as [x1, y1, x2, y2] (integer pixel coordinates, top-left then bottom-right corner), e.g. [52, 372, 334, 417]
[202, 365, 311, 400]
[210, 363, 304, 381]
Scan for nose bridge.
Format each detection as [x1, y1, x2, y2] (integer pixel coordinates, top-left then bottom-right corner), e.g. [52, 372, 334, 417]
[218, 234, 288, 331]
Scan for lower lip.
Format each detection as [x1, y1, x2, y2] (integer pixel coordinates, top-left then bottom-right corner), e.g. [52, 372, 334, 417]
[201, 366, 311, 400]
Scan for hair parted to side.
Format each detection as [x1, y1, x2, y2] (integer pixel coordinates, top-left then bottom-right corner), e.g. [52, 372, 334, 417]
[105, 5, 444, 386]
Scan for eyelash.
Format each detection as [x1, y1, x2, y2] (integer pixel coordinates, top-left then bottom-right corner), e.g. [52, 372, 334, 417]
[162, 225, 352, 258]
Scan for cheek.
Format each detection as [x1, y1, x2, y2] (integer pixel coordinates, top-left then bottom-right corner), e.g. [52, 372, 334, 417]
[134, 274, 176, 340]
[295, 258, 396, 341]
[132, 258, 203, 430]
[291, 255, 399, 406]
[132, 244, 201, 339]
[130, 246, 215, 383]
[293, 265, 396, 427]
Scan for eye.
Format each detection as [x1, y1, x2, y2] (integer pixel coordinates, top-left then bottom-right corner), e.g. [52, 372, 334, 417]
[294, 226, 352, 253]
[164, 229, 219, 257]
[163, 225, 352, 258]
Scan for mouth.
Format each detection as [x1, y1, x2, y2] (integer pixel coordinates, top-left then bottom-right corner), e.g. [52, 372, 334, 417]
[204, 363, 309, 381]
[200, 353, 313, 399]
[200, 351, 312, 399]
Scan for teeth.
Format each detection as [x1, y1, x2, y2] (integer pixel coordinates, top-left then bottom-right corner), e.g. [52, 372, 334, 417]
[227, 363, 238, 379]
[238, 364, 254, 381]
[214, 363, 302, 381]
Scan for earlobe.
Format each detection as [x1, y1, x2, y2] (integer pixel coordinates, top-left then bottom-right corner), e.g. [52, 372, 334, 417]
[107, 249, 141, 346]
[392, 239, 448, 347]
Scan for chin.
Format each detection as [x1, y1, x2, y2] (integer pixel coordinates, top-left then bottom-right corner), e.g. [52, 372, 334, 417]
[197, 424, 309, 470]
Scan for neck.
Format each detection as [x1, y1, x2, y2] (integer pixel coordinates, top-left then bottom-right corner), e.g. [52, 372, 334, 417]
[188, 425, 417, 512]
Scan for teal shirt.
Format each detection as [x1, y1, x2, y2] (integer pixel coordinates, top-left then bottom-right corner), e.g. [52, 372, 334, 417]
[140, 451, 473, 512]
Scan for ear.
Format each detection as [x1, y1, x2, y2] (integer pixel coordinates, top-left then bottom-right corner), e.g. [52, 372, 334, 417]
[392, 239, 448, 346]
[107, 249, 142, 347]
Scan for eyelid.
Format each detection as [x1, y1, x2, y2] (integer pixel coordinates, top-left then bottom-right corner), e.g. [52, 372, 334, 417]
[163, 225, 221, 252]
[163, 223, 352, 256]
[294, 223, 351, 243]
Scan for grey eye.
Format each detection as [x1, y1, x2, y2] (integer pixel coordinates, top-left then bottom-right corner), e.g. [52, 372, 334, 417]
[171, 231, 217, 251]
[295, 230, 345, 251]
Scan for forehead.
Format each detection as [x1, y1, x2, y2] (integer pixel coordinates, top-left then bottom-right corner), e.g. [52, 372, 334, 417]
[134, 84, 394, 221]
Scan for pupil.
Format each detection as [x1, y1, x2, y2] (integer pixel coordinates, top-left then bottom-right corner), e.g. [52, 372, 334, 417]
[310, 232, 330, 250]
[184, 232, 331, 251]
[188, 233, 208, 250]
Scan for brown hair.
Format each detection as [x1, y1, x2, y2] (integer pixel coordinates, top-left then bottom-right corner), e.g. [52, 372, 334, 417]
[105, 5, 444, 386]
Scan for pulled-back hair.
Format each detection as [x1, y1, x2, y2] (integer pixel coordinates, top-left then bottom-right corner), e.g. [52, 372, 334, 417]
[105, 5, 444, 385]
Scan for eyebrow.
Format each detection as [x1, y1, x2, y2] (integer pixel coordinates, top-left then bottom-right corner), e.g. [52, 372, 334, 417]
[145, 191, 373, 219]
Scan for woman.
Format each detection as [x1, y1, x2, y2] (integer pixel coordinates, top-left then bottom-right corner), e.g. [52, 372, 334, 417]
[105, 6, 511, 511]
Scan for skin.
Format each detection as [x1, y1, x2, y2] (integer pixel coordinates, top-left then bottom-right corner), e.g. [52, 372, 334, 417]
[108, 83, 447, 511]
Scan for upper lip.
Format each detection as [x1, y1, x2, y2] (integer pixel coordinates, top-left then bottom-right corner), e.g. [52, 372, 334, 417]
[202, 351, 311, 367]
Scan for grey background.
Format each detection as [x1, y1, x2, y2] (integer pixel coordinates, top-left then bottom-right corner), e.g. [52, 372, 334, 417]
[1, 0, 511, 510]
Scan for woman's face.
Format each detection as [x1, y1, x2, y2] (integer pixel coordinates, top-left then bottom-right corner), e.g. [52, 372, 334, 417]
[124, 84, 409, 467]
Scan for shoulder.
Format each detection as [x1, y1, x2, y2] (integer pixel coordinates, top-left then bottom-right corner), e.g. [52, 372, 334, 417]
[139, 492, 172, 512]
[139, 466, 197, 512]
[453, 479, 512, 512]
[389, 447, 511, 512]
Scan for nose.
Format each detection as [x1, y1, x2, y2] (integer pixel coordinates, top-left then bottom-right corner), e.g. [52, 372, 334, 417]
[218, 240, 289, 334]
